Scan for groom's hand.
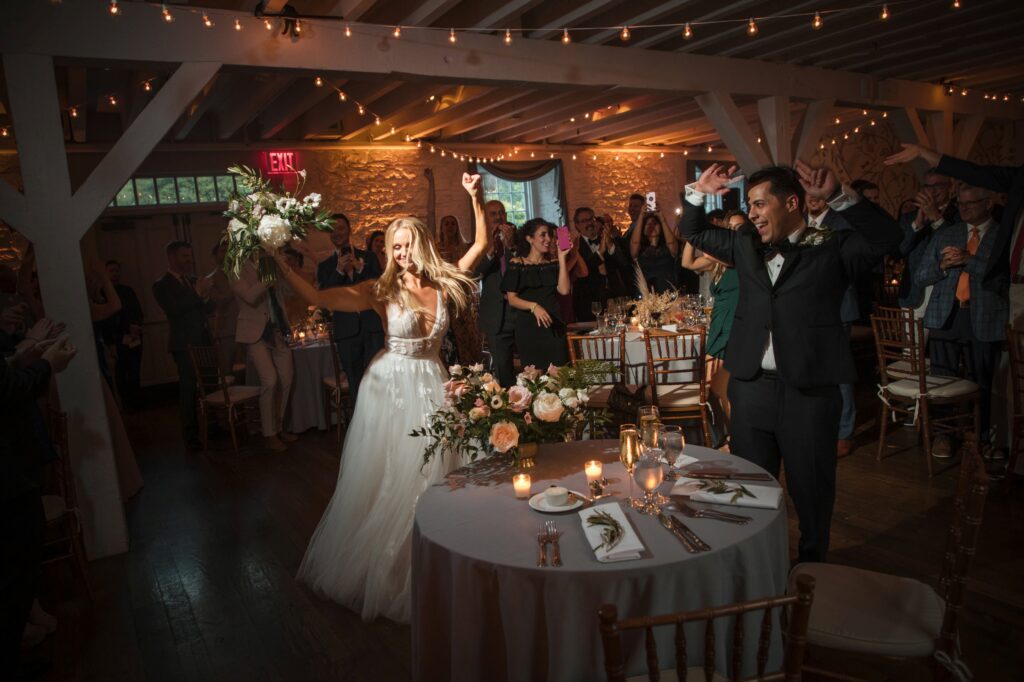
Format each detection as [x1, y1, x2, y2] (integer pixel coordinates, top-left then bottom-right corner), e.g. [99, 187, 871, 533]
[795, 160, 841, 200]
[693, 163, 741, 196]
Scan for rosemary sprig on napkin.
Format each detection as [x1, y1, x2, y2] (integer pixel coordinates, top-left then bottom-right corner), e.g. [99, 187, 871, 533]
[697, 480, 757, 504]
[586, 510, 624, 551]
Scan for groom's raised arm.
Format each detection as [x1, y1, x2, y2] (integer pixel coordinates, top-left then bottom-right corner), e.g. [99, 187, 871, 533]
[679, 190, 737, 266]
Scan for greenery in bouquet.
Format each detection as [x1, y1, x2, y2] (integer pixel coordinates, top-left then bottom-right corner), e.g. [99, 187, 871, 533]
[221, 165, 335, 283]
[413, 360, 613, 465]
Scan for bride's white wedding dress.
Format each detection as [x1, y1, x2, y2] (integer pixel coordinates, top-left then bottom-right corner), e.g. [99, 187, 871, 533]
[297, 289, 460, 622]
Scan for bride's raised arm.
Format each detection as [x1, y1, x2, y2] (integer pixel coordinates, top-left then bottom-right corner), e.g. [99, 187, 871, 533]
[456, 173, 490, 272]
[272, 253, 375, 313]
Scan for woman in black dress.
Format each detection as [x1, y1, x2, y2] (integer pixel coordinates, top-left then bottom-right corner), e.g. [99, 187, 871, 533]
[629, 212, 679, 293]
[501, 219, 571, 369]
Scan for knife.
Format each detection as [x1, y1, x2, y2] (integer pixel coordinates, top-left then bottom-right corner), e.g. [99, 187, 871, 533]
[670, 516, 712, 552]
[679, 472, 773, 481]
[657, 512, 699, 553]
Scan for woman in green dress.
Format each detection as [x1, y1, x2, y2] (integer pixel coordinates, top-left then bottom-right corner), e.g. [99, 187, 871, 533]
[681, 209, 745, 444]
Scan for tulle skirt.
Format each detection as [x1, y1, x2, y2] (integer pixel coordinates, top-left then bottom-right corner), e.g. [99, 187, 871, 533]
[296, 349, 459, 623]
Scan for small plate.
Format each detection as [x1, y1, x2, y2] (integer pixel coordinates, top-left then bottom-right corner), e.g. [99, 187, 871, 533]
[529, 491, 585, 513]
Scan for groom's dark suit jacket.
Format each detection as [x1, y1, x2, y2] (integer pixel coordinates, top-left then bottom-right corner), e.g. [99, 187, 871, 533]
[681, 200, 901, 388]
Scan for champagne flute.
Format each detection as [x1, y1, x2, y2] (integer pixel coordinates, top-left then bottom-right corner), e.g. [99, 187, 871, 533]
[637, 405, 660, 449]
[619, 425, 641, 506]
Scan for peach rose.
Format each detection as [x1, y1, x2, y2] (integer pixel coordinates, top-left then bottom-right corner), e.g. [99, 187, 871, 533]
[469, 406, 491, 421]
[533, 392, 565, 422]
[482, 381, 502, 394]
[489, 421, 520, 453]
[507, 385, 533, 412]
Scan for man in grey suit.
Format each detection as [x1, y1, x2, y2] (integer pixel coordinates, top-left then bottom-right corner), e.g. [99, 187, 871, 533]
[915, 184, 1008, 454]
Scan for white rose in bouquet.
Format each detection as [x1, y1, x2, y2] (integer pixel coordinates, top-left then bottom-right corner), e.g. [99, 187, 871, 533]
[228, 218, 248, 236]
[303, 193, 322, 207]
[275, 197, 298, 214]
[257, 214, 292, 251]
[533, 392, 565, 422]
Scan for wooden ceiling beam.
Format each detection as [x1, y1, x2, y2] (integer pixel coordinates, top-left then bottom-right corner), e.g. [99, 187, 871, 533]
[297, 80, 404, 138]
[218, 74, 293, 140]
[258, 77, 347, 140]
[525, 1, 621, 41]
[398, 87, 520, 138]
[502, 91, 643, 142]
[580, 1, 699, 45]
[441, 91, 564, 137]
[174, 72, 231, 141]
[462, 91, 605, 141]
[326, 0, 381, 22]
[545, 95, 692, 143]
[577, 101, 704, 144]
[696, 92, 771, 174]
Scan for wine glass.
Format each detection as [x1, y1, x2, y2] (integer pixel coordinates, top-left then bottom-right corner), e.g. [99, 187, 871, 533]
[619, 425, 640, 506]
[591, 301, 603, 320]
[658, 425, 684, 468]
[637, 406, 660, 449]
[633, 449, 665, 515]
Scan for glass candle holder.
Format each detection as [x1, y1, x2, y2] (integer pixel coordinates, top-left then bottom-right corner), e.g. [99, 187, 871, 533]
[584, 460, 603, 484]
[512, 473, 532, 499]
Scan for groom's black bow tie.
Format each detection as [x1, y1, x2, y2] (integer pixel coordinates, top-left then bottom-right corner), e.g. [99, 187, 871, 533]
[759, 240, 797, 261]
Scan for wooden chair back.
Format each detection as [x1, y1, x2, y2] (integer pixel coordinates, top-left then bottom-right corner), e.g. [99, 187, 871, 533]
[189, 344, 231, 405]
[643, 328, 708, 407]
[869, 306, 926, 391]
[326, 325, 346, 388]
[567, 330, 627, 385]
[936, 432, 990, 660]
[598, 574, 815, 682]
[45, 408, 76, 509]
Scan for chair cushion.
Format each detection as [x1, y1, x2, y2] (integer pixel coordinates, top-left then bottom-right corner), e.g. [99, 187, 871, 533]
[789, 563, 944, 658]
[885, 359, 930, 380]
[652, 384, 702, 408]
[42, 494, 66, 522]
[205, 385, 261, 405]
[625, 668, 727, 682]
[885, 375, 978, 399]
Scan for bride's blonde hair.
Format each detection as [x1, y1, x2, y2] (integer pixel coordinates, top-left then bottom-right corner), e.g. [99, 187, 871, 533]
[372, 216, 477, 312]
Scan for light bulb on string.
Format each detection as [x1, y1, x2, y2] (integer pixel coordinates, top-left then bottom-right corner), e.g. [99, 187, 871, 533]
[294, 21, 301, 34]
[430, 145, 435, 153]
[880, 4, 890, 20]
[338, 91, 347, 101]
[344, 24, 351, 37]
[683, 23, 693, 39]
[659, 152, 664, 158]
[143, 80, 152, 92]
[108, 0, 119, 16]
[314, 76, 324, 88]
[504, 29, 512, 45]
[570, 116, 575, 123]
[812, 12, 823, 30]
[572, 154, 577, 160]
[833, 116, 841, 124]
[357, 105, 365, 115]
[108, 94, 118, 107]
[747, 18, 758, 37]
[416, 140, 422, 149]
[161, 4, 174, 23]
[549, 153, 555, 159]
[530, 151, 536, 158]
[819, 142, 825, 149]
[390, 126, 396, 135]
[449, 28, 457, 43]
[683, 150, 688, 156]
[393, 26, 401, 38]
[862, 109, 868, 115]
[843, 133, 849, 140]
[960, 88, 968, 96]
[620, 26, 631, 41]
[235, 18, 243, 31]
[953, 0, 961, 7]
[882, 111, 888, 118]
[831, 138, 837, 144]
[870, 119, 876, 126]
[374, 115, 381, 125]
[853, 126, 860, 133]
[0, 127, 8, 138]
[561, 28, 571, 44]
[1003, 94, 1010, 101]
[440, 150, 445, 157]
[202, 13, 214, 28]
[706, 145, 713, 152]
[69, 106, 79, 118]
[264, 18, 273, 30]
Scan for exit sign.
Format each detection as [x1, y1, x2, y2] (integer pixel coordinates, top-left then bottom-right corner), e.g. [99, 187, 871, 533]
[263, 150, 299, 174]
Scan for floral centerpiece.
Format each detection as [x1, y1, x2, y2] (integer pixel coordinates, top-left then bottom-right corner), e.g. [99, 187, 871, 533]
[632, 263, 678, 328]
[413, 361, 612, 467]
[221, 165, 334, 284]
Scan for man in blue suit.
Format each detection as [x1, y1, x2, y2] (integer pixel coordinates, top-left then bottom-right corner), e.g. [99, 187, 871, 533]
[316, 214, 383, 399]
[897, 169, 959, 311]
[915, 184, 1008, 454]
[806, 194, 860, 458]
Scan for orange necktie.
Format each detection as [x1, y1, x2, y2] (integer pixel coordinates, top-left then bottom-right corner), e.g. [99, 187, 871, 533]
[955, 227, 980, 303]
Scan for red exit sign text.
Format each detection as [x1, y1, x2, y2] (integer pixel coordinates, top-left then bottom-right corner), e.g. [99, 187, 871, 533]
[264, 151, 299, 174]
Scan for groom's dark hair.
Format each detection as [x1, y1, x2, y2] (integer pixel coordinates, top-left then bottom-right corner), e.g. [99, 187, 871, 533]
[747, 166, 805, 212]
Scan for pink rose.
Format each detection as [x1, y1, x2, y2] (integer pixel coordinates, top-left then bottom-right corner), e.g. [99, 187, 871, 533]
[533, 392, 565, 423]
[524, 412, 533, 425]
[489, 421, 520, 453]
[546, 364, 562, 378]
[507, 385, 533, 413]
[519, 365, 541, 382]
[444, 379, 468, 399]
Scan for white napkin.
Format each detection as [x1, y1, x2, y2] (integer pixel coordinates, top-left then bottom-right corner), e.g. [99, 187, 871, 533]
[673, 454, 698, 468]
[579, 502, 645, 562]
[671, 477, 782, 509]
[660, 323, 678, 332]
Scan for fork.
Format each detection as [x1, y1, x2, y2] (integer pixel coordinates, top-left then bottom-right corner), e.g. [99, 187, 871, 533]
[536, 531, 548, 567]
[667, 500, 752, 524]
[545, 521, 563, 567]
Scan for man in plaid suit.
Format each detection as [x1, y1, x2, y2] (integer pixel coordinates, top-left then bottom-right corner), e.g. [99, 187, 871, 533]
[914, 184, 1008, 453]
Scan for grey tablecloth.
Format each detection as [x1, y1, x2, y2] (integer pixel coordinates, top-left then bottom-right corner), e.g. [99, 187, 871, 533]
[412, 440, 789, 682]
[245, 341, 333, 433]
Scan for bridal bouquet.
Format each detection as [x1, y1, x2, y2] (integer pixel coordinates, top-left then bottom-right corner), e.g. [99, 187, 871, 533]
[221, 165, 334, 283]
[413, 361, 612, 465]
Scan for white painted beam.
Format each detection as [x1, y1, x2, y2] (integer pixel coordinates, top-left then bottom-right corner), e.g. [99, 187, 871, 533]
[67, 66, 88, 143]
[757, 96, 791, 166]
[175, 73, 228, 141]
[263, 0, 290, 13]
[696, 92, 771, 174]
[527, 1, 619, 40]
[954, 115, 986, 159]
[402, 0, 463, 27]
[327, 0, 380, 22]
[792, 99, 835, 164]
[401, 88, 520, 139]
[890, 107, 933, 177]
[926, 110, 954, 156]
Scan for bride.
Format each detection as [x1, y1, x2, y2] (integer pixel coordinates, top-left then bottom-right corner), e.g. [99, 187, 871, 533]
[274, 173, 488, 622]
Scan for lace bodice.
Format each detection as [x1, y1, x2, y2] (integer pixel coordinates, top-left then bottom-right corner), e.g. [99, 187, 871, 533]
[385, 289, 448, 358]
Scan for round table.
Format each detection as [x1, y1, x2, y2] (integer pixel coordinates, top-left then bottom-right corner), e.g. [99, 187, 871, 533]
[411, 440, 789, 682]
[579, 327, 702, 385]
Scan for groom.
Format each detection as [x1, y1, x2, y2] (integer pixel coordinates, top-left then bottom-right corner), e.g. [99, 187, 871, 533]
[681, 162, 900, 562]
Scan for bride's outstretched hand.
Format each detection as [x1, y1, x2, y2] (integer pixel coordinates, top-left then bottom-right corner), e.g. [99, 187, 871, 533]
[462, 173, 482, 199]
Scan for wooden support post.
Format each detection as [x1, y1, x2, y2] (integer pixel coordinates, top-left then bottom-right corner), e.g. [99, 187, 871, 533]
[0, 54, 220, 559]
[927, 110, 955, 156]
[696, 91, 772, 174]
[792, 99, 835, 164]
[891, 107, 933, 178]
[757, 95, 792, 166]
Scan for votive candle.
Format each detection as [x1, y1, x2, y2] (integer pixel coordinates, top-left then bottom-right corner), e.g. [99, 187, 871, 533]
[584, 460, 603, 484]
[513, 473, 532, 499]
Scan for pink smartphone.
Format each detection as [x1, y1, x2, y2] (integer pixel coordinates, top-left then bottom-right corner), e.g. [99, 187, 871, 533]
[556, 225, 572, 251]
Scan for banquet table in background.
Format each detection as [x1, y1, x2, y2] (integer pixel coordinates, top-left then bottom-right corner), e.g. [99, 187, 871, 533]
[574, 325, 702, 385]
[246, 340, 334, 433]
[411, 440, 789, 682]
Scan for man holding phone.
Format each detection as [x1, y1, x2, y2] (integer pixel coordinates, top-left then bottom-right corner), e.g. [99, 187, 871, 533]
[317, 213, 383, 398]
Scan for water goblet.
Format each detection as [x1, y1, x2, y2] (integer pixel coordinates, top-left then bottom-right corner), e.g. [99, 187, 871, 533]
[657, 425, 684, 468]
[633, 449, 665, 515]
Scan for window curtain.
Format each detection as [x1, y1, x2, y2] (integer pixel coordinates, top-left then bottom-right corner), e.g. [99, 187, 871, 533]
[471, 160, 569, 226]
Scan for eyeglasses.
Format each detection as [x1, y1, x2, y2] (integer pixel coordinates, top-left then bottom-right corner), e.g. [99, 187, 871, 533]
[958, 198, 990, 208]
[923, 182, 951, 190]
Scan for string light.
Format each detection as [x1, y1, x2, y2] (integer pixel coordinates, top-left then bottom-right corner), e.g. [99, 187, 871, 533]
[659, 152, 664, 158]
[1003, 94, 1010, 101]
[572, 154, 577, 160]
[706, 145, 713, 152]
[440, 150, 445, 157]
[393, 26, 401, 38]
[683, 150, 688, 156]
[294, 20, 302, 34]
[833, 116, 841, 124]
[870, 119, 876, 126]
[143, 80, 152, 92]
[161, 4, 173, 23]
[1, 127, 9, 138]
[812, 12, 823, 30]
[953, 0, 961, 7]
[756, 136, 762, 143]
[880, 4, 890, 20]
[234, 18, 243, 31]
[862, 109, 868, 115]
[416, 139, 422, 149]
[357, 104, 365, 115]
[449, 28, 457, 43]
[960, 88, 968, 96]
[430, 145, 435, 153]
[504, 28, 512, 45]
[747, 17, 758, 37]
[882, 111, 888, 118]
[374, 115, 381, 125]
[69, 106, 79, 118]
[683, 23, 693, 40]
[344, 24, 351, 37]
[108, 0, 119, 16]
[561, 28, 571, 44]
[202, 13, 213, 28]
[337, 91, 346, 101]
[390, 125, 396, 134]
[620, 26, 631, 42]
[314, 76, 323, 87]
[108, 95, 118, 106]
[264, 17, 273, 30]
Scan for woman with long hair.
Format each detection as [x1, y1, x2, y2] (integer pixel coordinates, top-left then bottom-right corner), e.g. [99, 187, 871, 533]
[502, 218, 571, 369]
[273, 173, 488, 623]
[630, 211, 679, 293]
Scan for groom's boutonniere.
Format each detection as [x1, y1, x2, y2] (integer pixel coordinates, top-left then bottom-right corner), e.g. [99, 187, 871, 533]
[800, 227, 833, 248]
